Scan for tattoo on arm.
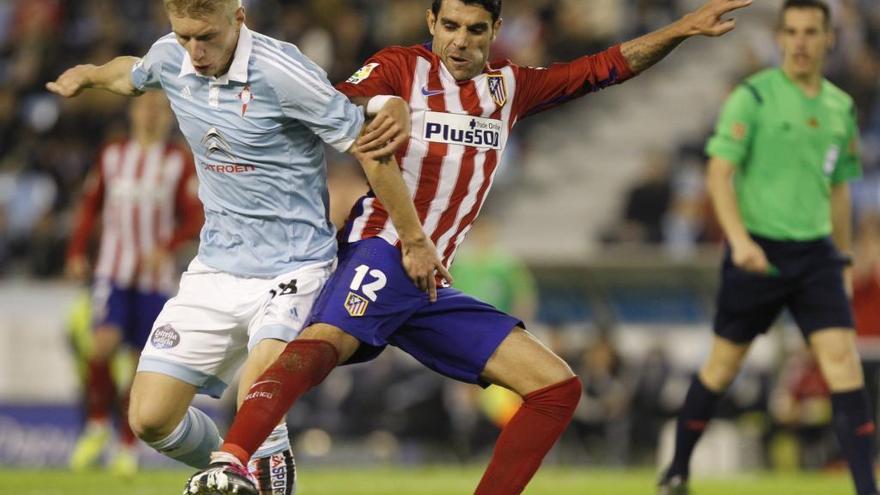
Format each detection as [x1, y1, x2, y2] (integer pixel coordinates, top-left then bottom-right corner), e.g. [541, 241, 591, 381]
[620, 28, 687, 74]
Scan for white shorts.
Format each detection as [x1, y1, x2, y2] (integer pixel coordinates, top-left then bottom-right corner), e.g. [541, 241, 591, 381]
[137, 257, 334, 397]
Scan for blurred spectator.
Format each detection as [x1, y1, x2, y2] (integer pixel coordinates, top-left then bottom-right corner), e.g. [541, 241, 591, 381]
[572, 332, 634, 465]
[663, 161, 711, 258]
[629, 344, 675, 460]
[602, 148, 673, 245]
[768, 350, 834, 471]
[853, 213, 880, 341]
[852, 212, 880, 430]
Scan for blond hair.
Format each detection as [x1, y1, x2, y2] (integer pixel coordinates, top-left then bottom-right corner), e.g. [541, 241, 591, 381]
[163, 0, 241, 18]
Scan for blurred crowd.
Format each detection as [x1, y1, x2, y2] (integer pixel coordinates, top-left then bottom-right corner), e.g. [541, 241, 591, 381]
[603, 0, 880, 256]
[3, 0, 880, 471]
[0, 0, 791, 278]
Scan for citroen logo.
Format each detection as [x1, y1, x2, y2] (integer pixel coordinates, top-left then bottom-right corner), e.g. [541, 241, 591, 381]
[201, 127, 237, 163]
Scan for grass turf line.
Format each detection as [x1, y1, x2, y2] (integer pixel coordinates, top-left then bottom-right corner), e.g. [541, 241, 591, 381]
[0, 467, 854, 495]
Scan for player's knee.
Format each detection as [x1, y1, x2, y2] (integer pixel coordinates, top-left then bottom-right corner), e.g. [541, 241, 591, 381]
[520, 354, 576, 396]
[128, 402, 177, 442]
[483, 329, 575, 395]
[247, 338, 287, 372]
[91, 325, 122, 359]
[817, 346, 864, 390]
[545, 358, 576, 387]
[299, 323, 359, 362]
[557, 376, 582, 410]
[700, 359, 740, 391]
[524, 376, 582, 419]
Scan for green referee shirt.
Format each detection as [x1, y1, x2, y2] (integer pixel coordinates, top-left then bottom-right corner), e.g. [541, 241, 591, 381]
[706, 68, 861, 241]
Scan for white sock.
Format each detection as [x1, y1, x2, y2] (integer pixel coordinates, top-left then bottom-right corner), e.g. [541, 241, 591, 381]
[147, 407, 221, 468]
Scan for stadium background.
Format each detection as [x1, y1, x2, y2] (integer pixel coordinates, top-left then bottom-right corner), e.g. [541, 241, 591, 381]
[1, 0, 880, 493]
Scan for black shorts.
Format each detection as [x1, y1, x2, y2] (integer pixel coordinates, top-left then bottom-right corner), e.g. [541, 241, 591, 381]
[714, 235, 853, 343]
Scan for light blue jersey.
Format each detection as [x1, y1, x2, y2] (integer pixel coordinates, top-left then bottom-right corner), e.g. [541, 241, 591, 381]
[131, 26, 364, 277]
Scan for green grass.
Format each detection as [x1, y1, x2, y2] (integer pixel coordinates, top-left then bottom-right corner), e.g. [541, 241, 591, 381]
[0, 467, 856, 494]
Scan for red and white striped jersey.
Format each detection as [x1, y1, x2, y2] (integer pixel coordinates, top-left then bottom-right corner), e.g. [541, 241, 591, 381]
[67, 139, 203, 293]
[336, 43, 634, 268]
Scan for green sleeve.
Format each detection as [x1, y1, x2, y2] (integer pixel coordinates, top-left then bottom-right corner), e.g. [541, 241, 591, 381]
[831, 105, 862, 184]
[705, 84, 760, 168]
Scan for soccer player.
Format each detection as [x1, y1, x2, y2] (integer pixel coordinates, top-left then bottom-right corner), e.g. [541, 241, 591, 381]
[65, 91, 203, 476]
[657, 2, 878, 495]
[186, 1, 752, 494]
[46, 1, 439, 493]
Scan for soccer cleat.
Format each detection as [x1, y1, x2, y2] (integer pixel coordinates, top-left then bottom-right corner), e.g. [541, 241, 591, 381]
[248, 449, 297, 495]
[185, 462, 259, 495]
[657, 472, 690, 495]
[69, 422, 110, 471]
[109, 448, 138, 478]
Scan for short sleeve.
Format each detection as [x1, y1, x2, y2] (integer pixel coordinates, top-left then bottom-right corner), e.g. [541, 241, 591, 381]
[267, 46, 365, 153]
[705, 84, 761, 167]
[131, 37, 176, 91]
[831, 105, 862, 184]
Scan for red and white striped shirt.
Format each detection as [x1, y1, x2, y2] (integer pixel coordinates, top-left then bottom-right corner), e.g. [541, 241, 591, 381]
[336, 43, 634, 268]
[67, 139, 203, 293]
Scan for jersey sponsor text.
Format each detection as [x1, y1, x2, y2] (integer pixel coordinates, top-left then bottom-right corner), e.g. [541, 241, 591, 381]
[423, 111, 502, 150]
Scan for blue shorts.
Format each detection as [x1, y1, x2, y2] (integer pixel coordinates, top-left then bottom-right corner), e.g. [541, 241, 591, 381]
[714, 235, 854, 343]
[308, 238, 521, 386]
[92, 279, 169, 349]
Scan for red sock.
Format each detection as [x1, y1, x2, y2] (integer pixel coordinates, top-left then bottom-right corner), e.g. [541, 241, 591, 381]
[222, 340, 339, 464]
[118, 386, 136, 446]
[475, 376, 582, 495]
[86, 359, 115, 421]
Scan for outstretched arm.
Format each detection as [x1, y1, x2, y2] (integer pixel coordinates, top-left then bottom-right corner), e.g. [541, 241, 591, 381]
[621, 0, 752, 73]
[46, 56, 141, 97]
[513, 0, 750, 119]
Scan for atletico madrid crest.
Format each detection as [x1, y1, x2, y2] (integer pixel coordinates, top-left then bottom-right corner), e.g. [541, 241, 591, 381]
[345, 292, 369, 317]
[487, 73, 507, 108]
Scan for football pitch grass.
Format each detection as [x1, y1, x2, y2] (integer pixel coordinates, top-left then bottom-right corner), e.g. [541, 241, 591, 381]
[0, 467, 856, 494]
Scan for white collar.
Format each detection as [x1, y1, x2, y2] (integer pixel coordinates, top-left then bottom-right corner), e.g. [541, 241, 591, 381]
[178, 25, 252, 84]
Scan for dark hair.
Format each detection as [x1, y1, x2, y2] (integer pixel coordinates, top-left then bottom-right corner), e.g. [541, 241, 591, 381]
[431, 0, 502, 23]
[780, 0, 831, 28]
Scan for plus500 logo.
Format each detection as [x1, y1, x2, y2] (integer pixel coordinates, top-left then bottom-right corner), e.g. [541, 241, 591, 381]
[422, 111, 503, 150]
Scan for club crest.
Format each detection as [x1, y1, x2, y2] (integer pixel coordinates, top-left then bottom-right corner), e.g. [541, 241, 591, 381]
[487, 73, 507, 108]
[345, 292, 369, 317]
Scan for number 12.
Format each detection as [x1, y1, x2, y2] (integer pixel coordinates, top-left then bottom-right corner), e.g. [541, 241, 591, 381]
[350, 264, 387, 302]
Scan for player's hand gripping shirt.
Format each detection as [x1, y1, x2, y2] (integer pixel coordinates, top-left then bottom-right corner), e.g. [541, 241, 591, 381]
[67, 139, 202, 294]
[336, 44, 634, 267]
[130, 26, 365, 277]
[706, 68, 862, 241]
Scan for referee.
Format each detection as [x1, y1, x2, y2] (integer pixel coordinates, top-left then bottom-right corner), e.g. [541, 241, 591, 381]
[659, 2, 878, 495]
